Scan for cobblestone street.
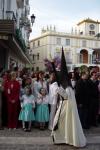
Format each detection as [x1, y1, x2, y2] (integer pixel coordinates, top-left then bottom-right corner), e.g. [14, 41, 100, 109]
[0, 127, 100, 150]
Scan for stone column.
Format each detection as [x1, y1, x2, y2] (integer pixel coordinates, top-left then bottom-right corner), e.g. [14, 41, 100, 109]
[77, 53, 80, 64]
[88, 54, 92, 64]
[88, 49, 94, 65]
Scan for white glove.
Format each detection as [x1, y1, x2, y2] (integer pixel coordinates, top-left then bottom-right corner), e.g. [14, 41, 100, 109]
[57, 87, 68, 99]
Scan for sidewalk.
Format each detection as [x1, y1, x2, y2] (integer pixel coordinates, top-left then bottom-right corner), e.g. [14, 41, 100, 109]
[0, 135, 100, 144]
[0, 127, 100, 150]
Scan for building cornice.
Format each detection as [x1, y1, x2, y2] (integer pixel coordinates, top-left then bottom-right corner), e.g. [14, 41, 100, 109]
[77, 18, 100, 25]
[30, 31, 100, 42]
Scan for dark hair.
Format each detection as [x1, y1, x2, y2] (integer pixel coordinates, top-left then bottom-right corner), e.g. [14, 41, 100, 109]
[39, 88, 47, 95]
[80, 71, 87, 77]
[25, 86, 32, 94]
[36, 71, 44, 81]
[90, 71, 97, 77]
[44, 73, 50, 80]
[39, 71, 44, 75]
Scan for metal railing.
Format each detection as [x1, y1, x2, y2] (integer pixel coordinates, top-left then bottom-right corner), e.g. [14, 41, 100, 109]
[6, 11, 16, 21]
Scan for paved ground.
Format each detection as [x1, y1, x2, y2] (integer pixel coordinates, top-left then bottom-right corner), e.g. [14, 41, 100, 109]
[0, 128, 50, 137]
[0, 126, 100, 150]
[0, 144, 100, 150]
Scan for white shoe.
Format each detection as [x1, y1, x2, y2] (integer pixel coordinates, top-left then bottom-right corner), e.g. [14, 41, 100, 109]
[13, 128, 17, 130]
[48, 126, 52, 130]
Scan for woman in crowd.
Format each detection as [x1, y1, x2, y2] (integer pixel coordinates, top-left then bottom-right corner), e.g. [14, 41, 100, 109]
[33, 71, 47, 98]
[6, 72, 20, 130]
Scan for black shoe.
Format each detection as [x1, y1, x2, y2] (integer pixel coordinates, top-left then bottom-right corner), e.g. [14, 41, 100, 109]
[92, 123, 98, 127]
[25, 128, 31, 132]
[83, 125, 90, 129]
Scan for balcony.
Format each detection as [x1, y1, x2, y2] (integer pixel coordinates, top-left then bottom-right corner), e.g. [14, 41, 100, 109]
[0, 11, 16, 35]
[0, 20, 15, 35]
[6, 11, 16, 21]
[16, 0, 24, 8]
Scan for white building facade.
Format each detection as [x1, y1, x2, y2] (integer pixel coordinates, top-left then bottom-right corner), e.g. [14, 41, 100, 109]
[30, 18, 100, 72]
[0, 0, 32, 70]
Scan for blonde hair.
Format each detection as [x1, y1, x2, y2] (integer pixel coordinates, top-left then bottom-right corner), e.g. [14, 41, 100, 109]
[10, 71, 16, 78]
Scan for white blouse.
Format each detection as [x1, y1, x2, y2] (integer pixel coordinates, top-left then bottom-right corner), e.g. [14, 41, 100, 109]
[36, 95, 49, 104]
[21, 94, 35, 108]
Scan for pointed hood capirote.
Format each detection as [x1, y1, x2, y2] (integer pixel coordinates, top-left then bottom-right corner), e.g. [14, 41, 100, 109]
[60, 47, 71, 89]
[50, 47, 71, 89]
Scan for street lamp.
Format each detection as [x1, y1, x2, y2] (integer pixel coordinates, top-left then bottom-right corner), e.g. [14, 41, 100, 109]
[31, 14, 36, 26]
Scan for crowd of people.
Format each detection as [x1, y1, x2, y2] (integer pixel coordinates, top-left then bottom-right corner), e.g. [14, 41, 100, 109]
[0, 65, 100, 147]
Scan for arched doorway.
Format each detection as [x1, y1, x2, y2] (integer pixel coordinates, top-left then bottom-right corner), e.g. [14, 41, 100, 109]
[92, 50, 99, 64]
[80, 49, 88, 63]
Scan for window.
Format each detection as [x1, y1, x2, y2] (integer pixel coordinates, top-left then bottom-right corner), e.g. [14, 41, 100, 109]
[89, 31, 95, 35]
[80, 54, 83, 63]
[29, 49, 32, 55]
[26, 0, 29, 5]
[56, 38, 61, 45]
[38, 40, 40, 46]
[37, 53, 39, 60]
[33, 42, 35, 48]
[7, 0, 11, 11]
[36, 67, 39, 71]
[66, 51, 70, 59]
[80, 31, 83, 35]
[82, 40, 87, 47]
[95, 42, 98, 47]
[0, 0, 3, 9]
[66, 39, 70, 46]
[16, 10, 18, 20]
[32, 67, 34, 72]
[66, 51, 72, 63]
[33, 54, 34, 61]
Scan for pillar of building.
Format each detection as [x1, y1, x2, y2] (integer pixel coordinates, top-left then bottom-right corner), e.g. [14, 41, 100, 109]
[77, 53, 80, 64]
[88, 54, 92, 64]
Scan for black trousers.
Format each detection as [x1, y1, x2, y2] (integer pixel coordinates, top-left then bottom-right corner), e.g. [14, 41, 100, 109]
[78, 107, 90, 129]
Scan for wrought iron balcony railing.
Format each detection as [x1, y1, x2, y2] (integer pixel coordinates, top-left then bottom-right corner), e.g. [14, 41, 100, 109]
[0, 20, 15, 34]
[6, 11, 16, 21]
[0, 11, 16, 34]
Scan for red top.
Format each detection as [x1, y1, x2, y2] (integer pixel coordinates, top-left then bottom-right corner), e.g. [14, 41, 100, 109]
[6, 80, 20, 102]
